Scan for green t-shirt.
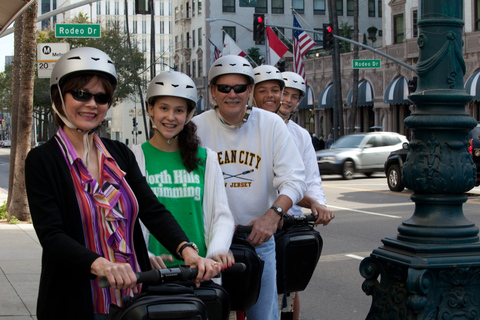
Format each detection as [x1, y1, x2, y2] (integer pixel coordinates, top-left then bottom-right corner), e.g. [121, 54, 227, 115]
[142, 142, 206, 266]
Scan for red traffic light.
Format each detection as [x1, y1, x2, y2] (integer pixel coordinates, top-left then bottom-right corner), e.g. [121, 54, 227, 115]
[257, 16, 263, 23]
[327, 26, 332, 33]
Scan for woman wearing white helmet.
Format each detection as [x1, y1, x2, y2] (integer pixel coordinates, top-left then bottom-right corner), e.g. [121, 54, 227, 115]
[278, 71, 334, 320]
[253, 65, 285, 113]
[132, 71, 235, 270]
[25, 48, 221, 320]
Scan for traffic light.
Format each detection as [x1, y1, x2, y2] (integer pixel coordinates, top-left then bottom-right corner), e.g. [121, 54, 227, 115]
[323, 24, 334, 50]
[253, 14, 265, 42]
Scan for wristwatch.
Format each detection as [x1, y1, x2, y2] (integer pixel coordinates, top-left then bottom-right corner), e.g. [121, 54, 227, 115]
[270, 206, 284, 217]
[176, 242, 199, 260]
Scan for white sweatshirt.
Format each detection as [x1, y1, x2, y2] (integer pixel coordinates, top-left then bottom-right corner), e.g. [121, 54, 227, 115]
[192, 107, 307, 226]
[286, 120, 327, 216]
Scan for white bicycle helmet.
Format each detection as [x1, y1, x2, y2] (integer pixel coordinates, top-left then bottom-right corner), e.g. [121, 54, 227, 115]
[282, 72, 306, 98]
[253, 65, 285, 90]
[208, 55, 254, 85]
[50, 47, 117, 92]
[147, 71, 197, 123]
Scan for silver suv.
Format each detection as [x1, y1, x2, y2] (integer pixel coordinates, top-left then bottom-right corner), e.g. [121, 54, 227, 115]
[316, 132, 409, 180]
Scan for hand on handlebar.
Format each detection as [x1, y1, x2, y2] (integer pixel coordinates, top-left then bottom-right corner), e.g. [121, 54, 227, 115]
[182, 252, 222, 287]
[150, 254, 174, 270]
[91, 257, 138, 293]
[311, 203, 335, 226]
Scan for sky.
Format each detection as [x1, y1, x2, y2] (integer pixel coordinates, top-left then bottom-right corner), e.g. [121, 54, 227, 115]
[0, 33, 14, 72]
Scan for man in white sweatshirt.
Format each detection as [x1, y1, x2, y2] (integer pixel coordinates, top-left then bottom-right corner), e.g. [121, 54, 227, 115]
[192, 55, 307, 320]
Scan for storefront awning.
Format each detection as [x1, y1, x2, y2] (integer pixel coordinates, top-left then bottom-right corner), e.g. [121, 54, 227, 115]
[384, 77, 410, 105]
[297, 85, 314, 110]
[318, 85, 334, 109]
[347, 81, 374, 107]
[0, 0, 34, 35]
[465, 71, 480, 102]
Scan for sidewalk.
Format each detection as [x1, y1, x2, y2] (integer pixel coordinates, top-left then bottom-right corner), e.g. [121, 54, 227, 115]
[0, 188, 39, 320]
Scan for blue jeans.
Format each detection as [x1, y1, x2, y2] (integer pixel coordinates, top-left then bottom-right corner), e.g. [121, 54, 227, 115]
[245, 236, 279, 320]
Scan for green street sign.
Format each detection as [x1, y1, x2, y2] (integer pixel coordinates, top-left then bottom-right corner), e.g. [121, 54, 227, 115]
[353, 59, 381, 69]
[55, 24, 101, 38]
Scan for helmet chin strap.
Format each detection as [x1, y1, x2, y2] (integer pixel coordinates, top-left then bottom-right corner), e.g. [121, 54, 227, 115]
[54, 84, 101, 168]
[149, 115, 178, 145]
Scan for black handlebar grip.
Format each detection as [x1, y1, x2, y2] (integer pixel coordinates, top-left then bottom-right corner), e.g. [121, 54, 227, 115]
[236, 225, 253, 234]
[223, 262, 247, 273]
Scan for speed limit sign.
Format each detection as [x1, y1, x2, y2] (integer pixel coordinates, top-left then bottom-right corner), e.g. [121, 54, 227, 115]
[37, 43, 70, 78]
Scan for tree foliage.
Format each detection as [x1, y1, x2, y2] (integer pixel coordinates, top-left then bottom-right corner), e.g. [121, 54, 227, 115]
[339, 21, 353, 53]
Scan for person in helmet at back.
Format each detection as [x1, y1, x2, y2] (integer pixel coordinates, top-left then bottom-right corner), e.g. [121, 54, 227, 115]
[252, 64, 285, 113]
[192, 55, 307, 320]
[277, 71, 334, 320]
[131, 71, 235, 270]
[25, 47, 221, 320]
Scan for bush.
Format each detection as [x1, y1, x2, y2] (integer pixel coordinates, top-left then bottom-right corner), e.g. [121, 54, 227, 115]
[0, 201, 7, 219]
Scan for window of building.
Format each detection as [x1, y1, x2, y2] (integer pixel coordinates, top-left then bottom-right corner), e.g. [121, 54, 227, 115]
[223, 26, 236, 41]
[160, 20, 164, 34]
[192, 0, 195, 16]
[133, 20, 137, 33]
[336, 0, 343, 16]
[256, 0, 267, 13]
[193, 29, 196, 47]
[198, 27, 202, 46]
[368, 0, 375, 17]
[293, 0, 304, 14]
[314, 27, 322, 42]
[142, 38, 147, 52]
[186, 2, 190, 18]
[96, 1, 101, 15]
[272, 0, 284, 14]
[198, 0, 202, 14]
[223, 0, 235, 12]
[133, 38, 138, 49]
[314, 0, 325, 14]
[347, 0, 354, 16]
[105, 1, 111, 15]
[159, 1, 164, 15]
[192, 60, 196, 78]
[413, 10, 418, 37]
[186, 62, 191, 76]
[186, 32, 190, 48]
[115, 1, 119, 15]
[142, 19, 146, 34]
[198, 58, 203, 77]
[175, 35, 179, 50]
[394, 14, 404, 44]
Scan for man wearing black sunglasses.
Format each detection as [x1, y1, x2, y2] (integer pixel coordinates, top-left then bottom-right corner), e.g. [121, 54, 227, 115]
[192, 55, 307, 320]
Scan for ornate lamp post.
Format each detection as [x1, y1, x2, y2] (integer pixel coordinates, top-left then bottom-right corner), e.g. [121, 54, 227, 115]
[360, 1, 480, 318]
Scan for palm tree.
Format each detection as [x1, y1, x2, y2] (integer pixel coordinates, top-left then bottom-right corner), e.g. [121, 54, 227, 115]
[8, 0, 37, 222]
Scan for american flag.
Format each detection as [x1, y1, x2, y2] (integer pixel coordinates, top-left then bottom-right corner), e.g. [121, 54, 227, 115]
[208, 38, 222, 62]
[214, 46, 222, 61]
[293, 16, 315, 80]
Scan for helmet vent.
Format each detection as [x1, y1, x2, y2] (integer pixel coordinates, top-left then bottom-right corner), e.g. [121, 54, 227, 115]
[172, 84, 179, 88]
[186, 85, 194, 89]
[67, 56, 81, 61]
[154, 82, 165, 86]
[91, 57, 100, 61]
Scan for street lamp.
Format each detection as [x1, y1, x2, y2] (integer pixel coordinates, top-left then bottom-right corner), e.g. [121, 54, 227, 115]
[205, 18, 253, 32]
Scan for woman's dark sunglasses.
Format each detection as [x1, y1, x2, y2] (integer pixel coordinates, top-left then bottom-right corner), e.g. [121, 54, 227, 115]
[66, 90, 111, 105]
[216, 84, 248, 94]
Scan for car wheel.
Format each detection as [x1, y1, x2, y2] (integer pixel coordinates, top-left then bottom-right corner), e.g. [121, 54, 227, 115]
[387, 164, 404, 192]
[342, 160, 355, 180]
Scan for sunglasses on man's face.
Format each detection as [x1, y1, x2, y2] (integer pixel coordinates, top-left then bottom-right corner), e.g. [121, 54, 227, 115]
[215, 84, 248, 94]
[66, 89, 111, 105]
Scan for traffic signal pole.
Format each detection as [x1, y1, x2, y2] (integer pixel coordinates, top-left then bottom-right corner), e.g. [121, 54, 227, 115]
[266, 23, 416, 73]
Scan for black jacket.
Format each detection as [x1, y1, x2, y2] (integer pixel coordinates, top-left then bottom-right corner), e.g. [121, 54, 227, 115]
[25, 136, 188, 320]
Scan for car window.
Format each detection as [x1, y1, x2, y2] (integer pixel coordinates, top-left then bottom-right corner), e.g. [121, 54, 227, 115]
[383, 135, 400, 146]
[331, 135, 365, 148]
[366, 136, 382, 147]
